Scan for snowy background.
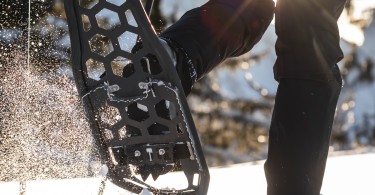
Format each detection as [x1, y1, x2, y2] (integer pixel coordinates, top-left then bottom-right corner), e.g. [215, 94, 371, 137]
[1, 0, 375, 190]
[161, 0, 375, 165]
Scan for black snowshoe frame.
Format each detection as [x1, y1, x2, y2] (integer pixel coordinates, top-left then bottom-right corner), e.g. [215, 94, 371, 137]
[64, 0, 209, 194]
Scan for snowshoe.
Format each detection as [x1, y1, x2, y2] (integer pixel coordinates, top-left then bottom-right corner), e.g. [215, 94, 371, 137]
[64, 0, 210, 194]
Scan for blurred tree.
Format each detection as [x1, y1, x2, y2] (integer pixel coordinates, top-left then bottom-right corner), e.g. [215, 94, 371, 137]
[1, 0, 26, 29]
[149, 0, 167, 34]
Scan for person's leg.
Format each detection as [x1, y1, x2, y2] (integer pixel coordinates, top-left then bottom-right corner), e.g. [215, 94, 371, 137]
[160, 0, 275, 95]
[126, 0, 274, 179]
[264, 0, 346, 194]
[265, 79, 341, 195]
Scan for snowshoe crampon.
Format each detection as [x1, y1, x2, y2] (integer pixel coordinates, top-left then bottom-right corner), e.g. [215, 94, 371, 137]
[64, 0, 209, 194]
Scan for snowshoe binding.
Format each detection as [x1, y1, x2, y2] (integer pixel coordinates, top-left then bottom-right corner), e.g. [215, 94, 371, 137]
[64, 0, 209, 194]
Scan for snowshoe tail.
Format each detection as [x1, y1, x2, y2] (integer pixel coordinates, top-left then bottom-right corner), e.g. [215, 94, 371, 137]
[64, 0, 209, 194]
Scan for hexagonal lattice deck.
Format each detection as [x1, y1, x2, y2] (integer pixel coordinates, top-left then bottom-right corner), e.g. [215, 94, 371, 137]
[64, 0, 209, 194]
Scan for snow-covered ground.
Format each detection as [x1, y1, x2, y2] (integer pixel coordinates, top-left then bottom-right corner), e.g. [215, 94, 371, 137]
[1, 152, 374, 195]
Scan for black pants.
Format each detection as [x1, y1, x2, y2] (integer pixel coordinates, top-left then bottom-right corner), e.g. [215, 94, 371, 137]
[160, 0, 345, 194]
